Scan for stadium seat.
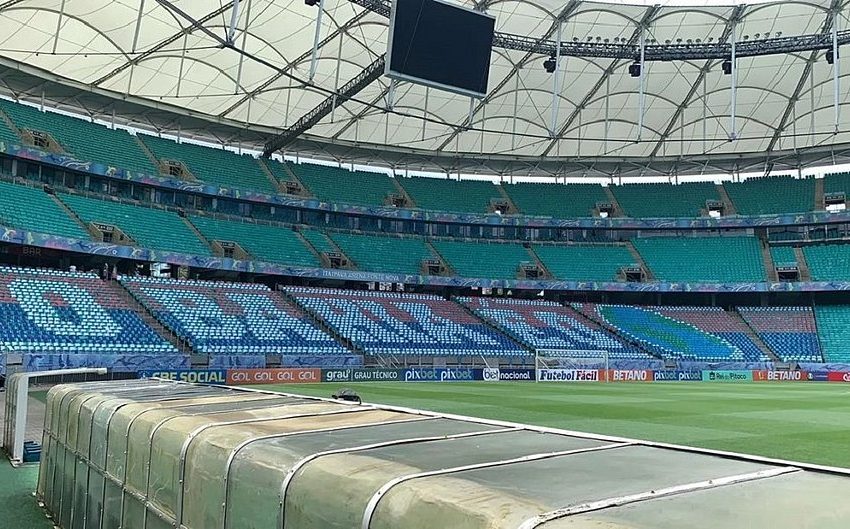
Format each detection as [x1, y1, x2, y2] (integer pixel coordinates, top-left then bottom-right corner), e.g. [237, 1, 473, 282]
[770, 246, 798, 267]
[632, 236, 765, 282]
[0, 266, 182, 371]
[610, 182, 720, 218]
[655, 306, 769, 361]
[822, 171, 850, 198]
[580, 303, 751, 361]
[533, 244, 635, 281]
[0, 181, 90, 239]
[0, 99, 158, 175]
[328, 231, 437, 274]
[458, 297, 649, 358]
[121, 277, 357, 368]
[286, 161, 398, 206]
[501, 182, 607, 218]
[60, 193, 212, 256]
[285, 287, 528, 358]
[431, 239, 532, 279]
[723, 175, 815, 216]
[737, 307, 822, 362]
[138, 134, 278, 194]
[814, 306, 850, 362]
[802, 243, 850, 281]
[398, 176, 504, 213]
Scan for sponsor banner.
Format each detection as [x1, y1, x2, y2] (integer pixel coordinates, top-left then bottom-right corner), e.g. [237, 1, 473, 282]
[653, 370, 702, 382]
[827, 371, 850, 383]
[137, 369, 227, 385]
[403, 368, 480, 382]
[752, 370, 811, 382]
[352, 368, 405, 382]
[537, 369, 600, 382]
[322, 368, 352, 382]
[809, 371, 830, 382]
[701, 370, 753, 382]
[605, 369, 653, 383]
[227, 368, 321, 385]
[481, 368, 536, 382]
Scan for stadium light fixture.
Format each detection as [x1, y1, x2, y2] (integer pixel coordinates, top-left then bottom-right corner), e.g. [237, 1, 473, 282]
[722, 59, 733, 75]
[543, 56, 557, 73]
[628, 61, 641, 77]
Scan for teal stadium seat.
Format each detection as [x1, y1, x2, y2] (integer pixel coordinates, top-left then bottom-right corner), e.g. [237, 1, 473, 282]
[0, 99, 158, 175]
[633, 236, 765, 282]
[261, 158, 297, 184]
[723, 175, 815, 215]
[0, 106, 20, 145]
[329, 232, 436, 274]
[60, 193, 211, 256]
[815, 305, 850, 362]
[0, 181, 90, 239]
[138, 134, 278, 194]
[803, 243, 850, 281]
[823, 172, 850, 197]
[501, 182, 607, 218]
[533, 244, 635, 281]
[770, 246, 797, 267]
[610, 182, 720, 218]
[399, 176, 503, 213]
[300, 228, 337, 255]
[286, 161, 398, 206]
[432, 240, 531, 279]
[188, 215, 318, 267]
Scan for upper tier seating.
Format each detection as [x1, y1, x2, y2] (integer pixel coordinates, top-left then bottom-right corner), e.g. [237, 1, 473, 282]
[0, 181, 89, 239]
[121, 277, 355, 367]
[814, 306, 850, 362]
[632, 236, 765, 282]
[300, 228, 337, 254]
[737, 307, 822, 362]
[770, 246, 798, 267]
[328, 232, 436, 274]
[261, 159, 297, 184]
[823, 172, 850, 196]
[286, 162, 398, 206]
[398, 176, 503, 213]
[0, 266, 181, 371]
[0, 107, 20, 145]
[188, 215, 319, 267]
[533, 244, 635, 281]
[0, 99, 158, 175]
[285, 287, 527, 357]
[501, 182, 607, 218]
[138, 135, 278, 194]
[578, 303, 752, 361]
[723, 175, 815, 215]
[458, 297, 648, 358]
[654, 306, 768, 361]
[802, 243, 850, 281]
[610, 182, 719, 218]
[431, 240, 532, 279]
[60, 193, 212, 256]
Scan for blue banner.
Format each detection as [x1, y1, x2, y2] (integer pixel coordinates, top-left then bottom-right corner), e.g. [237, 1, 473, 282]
[137, 369, 227, 384]
[654, 370, 702, 382]
[403, 368, 481, 382]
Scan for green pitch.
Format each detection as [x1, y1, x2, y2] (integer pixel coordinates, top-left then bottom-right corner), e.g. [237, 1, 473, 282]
[256, 382, 850, 468]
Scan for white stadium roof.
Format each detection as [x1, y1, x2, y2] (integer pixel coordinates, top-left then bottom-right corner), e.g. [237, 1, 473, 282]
[0, 0, 849, 177]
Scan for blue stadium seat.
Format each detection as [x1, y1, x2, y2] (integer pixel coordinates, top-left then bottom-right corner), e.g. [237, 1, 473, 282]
[737, 307, 822, 362]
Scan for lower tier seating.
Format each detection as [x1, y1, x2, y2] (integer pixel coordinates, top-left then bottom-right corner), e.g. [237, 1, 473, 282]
[815, 306, 850, 362]
[285, 287, 528, 357]
[737, 307, 822, 362]
[0, 266, 181, 371]
[655, 307, 769, 361]
[577, 303, 754, 361]
[458, 297, 649, 359]
[121, 277, 356, 367]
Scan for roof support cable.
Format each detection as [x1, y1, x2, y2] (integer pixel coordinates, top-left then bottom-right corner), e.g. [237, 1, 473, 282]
[637, 24, 646, 142]
[729, 19, 738, 142]
[833, 15, 840, 134]
[549, 20, 564, 138]
[309, 0, 327, 82]
[227, 0, 241, 45]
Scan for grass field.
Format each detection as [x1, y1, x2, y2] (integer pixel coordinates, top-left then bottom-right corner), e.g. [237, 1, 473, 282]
[255, 381, 850, 468]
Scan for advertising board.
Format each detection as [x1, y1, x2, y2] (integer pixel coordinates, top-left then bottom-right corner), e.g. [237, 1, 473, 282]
[137, 369, 227, 384]
[403, 368, 480, 382]
[227, 368, 321, 385]
[827, 372, 850, 383]
[752, 370, 811, 382]
[653, 370, 702, 382]
[701, 370, 753, 382]
[481, 368, 535, 382]
[605, 369, 653, 382]
[321, 368, 406, 383]
[537, 369, 600, 382]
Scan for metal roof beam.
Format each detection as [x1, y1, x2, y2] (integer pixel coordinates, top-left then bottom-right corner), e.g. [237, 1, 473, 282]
[262, 55, 386, 156]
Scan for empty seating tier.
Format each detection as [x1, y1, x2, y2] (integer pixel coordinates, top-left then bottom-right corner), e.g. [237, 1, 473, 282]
[814, 306, 850, 362]
[802, 243, 850, 281]
[770, 246, 798, 267]
[737, 307, 822, 362]
[287, 162, 398, 206]
[138, 135, 278, 194]
[432, 240, 532, 279]
[60, 193, 212, 256]
[262, 158, 297, 184]
[0, 267, 181, 371]
[328, 232, 436, 274]
[458, 297, 648, 359]
[723, 175, 815, 216]
[398, 176, 504, 213]
[0, 181, 89, 239]
[121, 277, 356, 368]
[655, 306, 768, 361]
[285, 287, 527, 358]
[0, 99, 157, 175]
[188, 215, 319, 267]
[610, 182, 719, 218]
[501, 182, 607, 218]
[533, 244, 635, 281]
[823, 171, 850, 196]
[633, 236, 765, 282]
[300, 228, 337, 254]
[580, 303, 750, 361]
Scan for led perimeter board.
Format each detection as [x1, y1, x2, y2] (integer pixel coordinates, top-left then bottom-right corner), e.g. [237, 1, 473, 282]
[386, 0, 495, 98]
